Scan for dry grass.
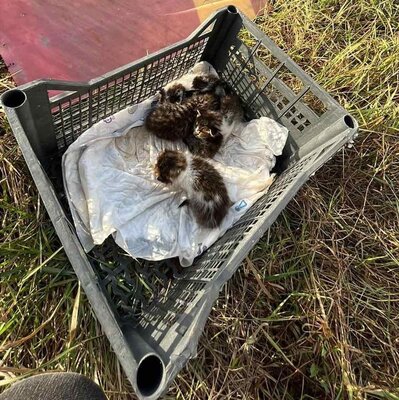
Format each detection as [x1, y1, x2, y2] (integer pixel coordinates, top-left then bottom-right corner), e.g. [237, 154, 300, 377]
[1, 0, 399, 399]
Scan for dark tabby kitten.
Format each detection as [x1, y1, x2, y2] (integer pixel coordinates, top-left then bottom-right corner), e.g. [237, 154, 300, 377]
[186, 91, 244, 158]
[146, 76, 242, 157]
[192, 74, 244, 124]
[184, 109, 223, 158]
[145, 84, 197, 141]
[154, 150, 231, 229]
[146, 84, 224, 157]
[169, 76, 229, 158]
[145, 81, 221, 140]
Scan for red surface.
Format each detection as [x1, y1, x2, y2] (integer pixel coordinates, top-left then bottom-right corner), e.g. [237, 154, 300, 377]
[0, 0, 200, 84]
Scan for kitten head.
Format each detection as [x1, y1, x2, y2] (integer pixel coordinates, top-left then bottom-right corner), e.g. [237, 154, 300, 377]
[165, 83, 186, 104]
[194, 109, 222, 139]
[154, 150, 187, 184]
[192, 75, 226, 97]
[192, 74, 219, 92]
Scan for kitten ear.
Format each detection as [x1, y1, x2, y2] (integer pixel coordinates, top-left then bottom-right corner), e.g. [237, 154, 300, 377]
[158, 88, 166, 102]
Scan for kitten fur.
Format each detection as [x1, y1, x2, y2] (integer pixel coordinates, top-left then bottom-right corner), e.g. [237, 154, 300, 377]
[154, 150, 231, 229]
[221, 92, 244, 123]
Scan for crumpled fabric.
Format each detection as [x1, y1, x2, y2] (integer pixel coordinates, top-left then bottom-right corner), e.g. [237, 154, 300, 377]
[62, 62, 289, 267]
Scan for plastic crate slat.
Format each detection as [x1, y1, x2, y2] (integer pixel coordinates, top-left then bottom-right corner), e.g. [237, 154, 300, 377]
[233, 40, 320, 125]
[277, 85, 310, 119]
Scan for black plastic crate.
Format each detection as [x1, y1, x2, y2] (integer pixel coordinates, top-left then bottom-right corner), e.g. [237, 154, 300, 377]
[1, 6, 358, 399]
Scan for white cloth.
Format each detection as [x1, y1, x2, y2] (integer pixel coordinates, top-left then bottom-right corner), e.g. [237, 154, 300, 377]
[62, 62, 288, 267]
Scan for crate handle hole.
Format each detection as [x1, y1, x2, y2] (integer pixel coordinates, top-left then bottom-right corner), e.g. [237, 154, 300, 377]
[1, 89, 27, 108]
[227, 5, 238, 13]
[344, 115, 355, 129]
[137, 354, 164, 397]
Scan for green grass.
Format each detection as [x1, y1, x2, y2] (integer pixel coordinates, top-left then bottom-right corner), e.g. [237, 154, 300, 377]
[1, 0, 399, 398]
